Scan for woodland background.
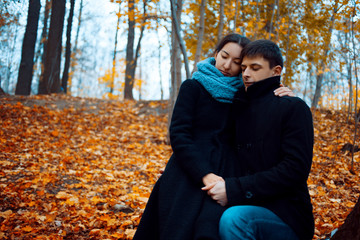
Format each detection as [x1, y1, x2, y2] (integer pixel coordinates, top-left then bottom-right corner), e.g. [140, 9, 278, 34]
[1, 0, 360, 239]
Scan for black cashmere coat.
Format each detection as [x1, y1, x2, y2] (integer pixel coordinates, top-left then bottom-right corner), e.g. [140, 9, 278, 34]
[227, 76, 315, 240]
[133, 79, 235, 240]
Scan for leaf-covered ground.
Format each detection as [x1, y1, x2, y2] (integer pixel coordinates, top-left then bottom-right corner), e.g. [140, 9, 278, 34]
[0, 95, 359, 239]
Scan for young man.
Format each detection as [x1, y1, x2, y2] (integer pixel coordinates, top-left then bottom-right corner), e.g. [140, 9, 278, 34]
[206, 40, 314, 240]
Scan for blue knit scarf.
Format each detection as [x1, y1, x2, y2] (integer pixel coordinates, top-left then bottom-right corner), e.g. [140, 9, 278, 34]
[192, 57, 243, 103]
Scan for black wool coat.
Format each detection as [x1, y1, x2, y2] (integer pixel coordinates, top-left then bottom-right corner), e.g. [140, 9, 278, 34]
[227, 76, 315, 240]
[133, 79, 235, 240]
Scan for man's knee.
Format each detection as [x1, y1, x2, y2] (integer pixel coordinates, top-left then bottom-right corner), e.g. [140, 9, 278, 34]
[219, 208, 235, 238]
[219, 207, 253, 239]
[219, 207, 239, 231]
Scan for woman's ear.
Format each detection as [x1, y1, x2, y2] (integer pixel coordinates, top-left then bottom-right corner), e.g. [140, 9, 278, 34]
[273, 65, 282, 76]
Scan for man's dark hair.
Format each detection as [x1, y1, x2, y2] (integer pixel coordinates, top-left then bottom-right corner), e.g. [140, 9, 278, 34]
[239, 39, 283, 68]
[214, 33, 251, 55]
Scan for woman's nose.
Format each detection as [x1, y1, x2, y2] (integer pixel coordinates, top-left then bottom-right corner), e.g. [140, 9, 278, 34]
[223, 60, 231, 69]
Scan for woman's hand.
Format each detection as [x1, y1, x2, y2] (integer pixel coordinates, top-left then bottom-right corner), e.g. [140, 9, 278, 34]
[274, 85, 295, 97]
[202, 181, 228, 206]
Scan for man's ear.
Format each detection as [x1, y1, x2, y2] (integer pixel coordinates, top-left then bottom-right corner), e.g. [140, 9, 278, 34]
[273, 65, 282, 76]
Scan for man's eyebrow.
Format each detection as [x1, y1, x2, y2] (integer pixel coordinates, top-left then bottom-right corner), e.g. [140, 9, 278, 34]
[241, 63, 262, 67]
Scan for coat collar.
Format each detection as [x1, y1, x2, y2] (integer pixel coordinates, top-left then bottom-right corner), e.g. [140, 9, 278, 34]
[235, 76, 281, 102]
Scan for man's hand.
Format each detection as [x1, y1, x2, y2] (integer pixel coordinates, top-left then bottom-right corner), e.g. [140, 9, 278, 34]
[202, 173, 224, 186]
[202, 181, 228, 206]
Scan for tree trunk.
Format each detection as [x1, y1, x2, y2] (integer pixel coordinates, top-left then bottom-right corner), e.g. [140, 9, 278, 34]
[331, 196, 360, 240]
[15, 0, 41, 95]
[70, 0, 83, 94]
[156, 16, 164, 100]
[217, 0, 224, 43]
[110, 4, 121, 94]
[311, 0, 338, 108]
[342, 20, 353, 123]
[131, 0, 147, 95]
[268, 0, 279, 40]
[233, 0, 239, 32]
[240, 0, 245, 35]
[38, 0, 51, 94]
[0, 86, 6, 95]
[34, 0, 50, 91]
[253, 0, 261, 39]
[4, 13, 20, 93]
[124, 0, 148, 100]
[61, 0, 75, 94]
[38, 0, 66, 94]
[350, 10, 359, 173]
[0, 76, 7, 95]
[124, 0, 136, 100]
[42, 0, 51, 70]
[170, 0, 190, 79]
[168, 0, 184, 138]
[312, 62, 326, 108]
[191, 0, 206, 75]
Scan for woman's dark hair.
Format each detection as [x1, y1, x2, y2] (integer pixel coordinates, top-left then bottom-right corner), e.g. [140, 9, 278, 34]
[214, 33, 251, 55]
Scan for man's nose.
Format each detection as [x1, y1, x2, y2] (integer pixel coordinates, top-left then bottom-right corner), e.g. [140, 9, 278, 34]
[242, 67, 249, 76]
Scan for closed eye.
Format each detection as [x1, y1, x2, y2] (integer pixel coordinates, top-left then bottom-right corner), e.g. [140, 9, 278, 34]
[221, 54, 228, 59]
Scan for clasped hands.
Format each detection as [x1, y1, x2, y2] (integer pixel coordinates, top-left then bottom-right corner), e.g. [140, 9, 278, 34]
[201, 173, 228, 206]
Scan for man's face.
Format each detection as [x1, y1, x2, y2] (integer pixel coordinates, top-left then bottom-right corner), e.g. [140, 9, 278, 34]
[241, 56, 281, 90]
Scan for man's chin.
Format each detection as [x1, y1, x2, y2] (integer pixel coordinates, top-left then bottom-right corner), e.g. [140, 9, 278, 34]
[244, 83, 253, 89]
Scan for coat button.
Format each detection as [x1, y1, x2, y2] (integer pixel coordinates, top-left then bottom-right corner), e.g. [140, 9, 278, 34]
[245, 191, 253, 199]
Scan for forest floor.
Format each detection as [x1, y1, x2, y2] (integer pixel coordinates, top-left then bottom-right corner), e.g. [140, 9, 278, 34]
[0, 94, 359, 239]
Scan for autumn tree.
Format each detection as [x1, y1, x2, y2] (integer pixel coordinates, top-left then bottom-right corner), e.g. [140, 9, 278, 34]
[15, 0, 41, 95]
[66, 0, 83, 94]
[0, 86, 6, 95]
[155, 2, 164, 100]
[109, 4, 121, 95]
[310, 0, 341, 108]
[124, 0, 148, 100]
[336, 19, 354, 121]
[61, 0, 76, 94]
[38, 0, 66, 94]
[350, 2, 359, 173]
[168, 0, 185, 130]
[0, 0, 23, 94]
[191, 0, 206, 75]
[124, 0, 136, 99]
[217, 0, 224, 43]
[33, 0, 51, 89]
[233, 0, 240, 32]
[184, 0, 230, 63]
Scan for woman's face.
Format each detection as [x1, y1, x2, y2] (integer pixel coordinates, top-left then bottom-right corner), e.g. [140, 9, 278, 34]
[215, 42, 243, 77]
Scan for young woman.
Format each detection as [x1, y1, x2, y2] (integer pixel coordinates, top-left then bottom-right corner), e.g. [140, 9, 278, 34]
[133, 33, 293, 240]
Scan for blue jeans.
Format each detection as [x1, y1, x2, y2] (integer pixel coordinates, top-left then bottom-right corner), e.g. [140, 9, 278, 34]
[219, 206, 299, 240]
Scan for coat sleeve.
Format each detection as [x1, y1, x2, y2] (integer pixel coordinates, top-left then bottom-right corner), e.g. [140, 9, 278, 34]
[226, 98, 314, 205]
[169, 80, 214, 185]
